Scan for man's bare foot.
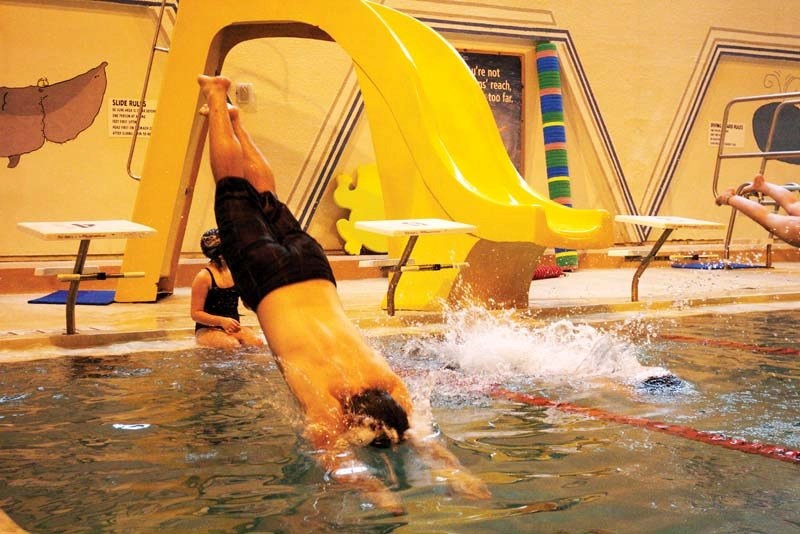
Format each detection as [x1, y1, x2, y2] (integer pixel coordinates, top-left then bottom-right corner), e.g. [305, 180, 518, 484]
[715, 188, 736, 206]
[197, 74, 231, 97]
[741, 174, 766, 195]
[199, 102, 239, 120]
[228, 104, 240, 124]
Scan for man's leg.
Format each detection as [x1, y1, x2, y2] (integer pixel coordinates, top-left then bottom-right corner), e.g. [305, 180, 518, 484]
[742, 174, 800, 215]
[230, 107, 277, 194]
[198, 75, 244, 181]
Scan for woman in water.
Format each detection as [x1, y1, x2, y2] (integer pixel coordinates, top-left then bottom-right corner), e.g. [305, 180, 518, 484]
[190, 228, 264, 349]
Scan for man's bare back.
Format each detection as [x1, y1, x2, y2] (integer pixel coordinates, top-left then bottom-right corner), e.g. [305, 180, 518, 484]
[255, 279, 412, 448]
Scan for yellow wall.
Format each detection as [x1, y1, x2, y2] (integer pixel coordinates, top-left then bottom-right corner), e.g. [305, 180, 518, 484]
[3, 0, 800, 261]
[1, 1, 163, 256]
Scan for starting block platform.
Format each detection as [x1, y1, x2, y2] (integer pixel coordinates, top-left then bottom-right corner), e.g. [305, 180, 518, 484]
[17, 220, 155, 334]
[613, 215, 724, 302]
[355, 218, 476, 315]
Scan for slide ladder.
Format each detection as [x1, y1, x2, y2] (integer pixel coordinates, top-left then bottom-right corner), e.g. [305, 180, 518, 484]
[127, 0, 171, 182]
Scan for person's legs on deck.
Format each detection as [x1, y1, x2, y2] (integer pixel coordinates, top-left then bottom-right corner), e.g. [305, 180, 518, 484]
[742, 174, 800, 216]
[716, 186, 800, 247]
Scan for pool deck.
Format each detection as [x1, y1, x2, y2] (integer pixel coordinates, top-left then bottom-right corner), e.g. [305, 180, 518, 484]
[1, 262, 800, 354]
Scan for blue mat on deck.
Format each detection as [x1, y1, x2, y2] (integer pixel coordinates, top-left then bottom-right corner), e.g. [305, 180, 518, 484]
[28, 290, 116, 305]
[670, 261, 763, 270]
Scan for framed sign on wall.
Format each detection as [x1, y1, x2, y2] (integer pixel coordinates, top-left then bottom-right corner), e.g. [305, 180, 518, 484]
[458, 50, 525, 173]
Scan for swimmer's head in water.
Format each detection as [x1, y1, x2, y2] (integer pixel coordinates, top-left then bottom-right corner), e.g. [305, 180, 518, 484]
[638, 373, 684, 393]
[345, 388, 409, 448]
[200, 228, 222, 260]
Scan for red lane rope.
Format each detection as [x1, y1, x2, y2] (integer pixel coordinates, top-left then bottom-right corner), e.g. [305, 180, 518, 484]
[491, 387, 800, 465]
[659, 334, 800, 355]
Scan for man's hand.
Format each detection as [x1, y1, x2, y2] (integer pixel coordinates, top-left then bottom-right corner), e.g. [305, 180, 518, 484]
[327, 459, 406, 515]
[365, 487, 406, 516]
[316, 431, 407, 516]
[435, 468, 491, 500]
[410, 431, 492, 501]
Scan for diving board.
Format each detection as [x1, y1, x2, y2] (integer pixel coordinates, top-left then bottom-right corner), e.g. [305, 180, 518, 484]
[355, 219, 476, 315]
[18, 220, 155, 334]
[614, 215, 724, 302]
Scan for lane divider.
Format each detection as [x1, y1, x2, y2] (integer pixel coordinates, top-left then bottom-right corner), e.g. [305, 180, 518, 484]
[659, 334, 800, 355]
[491, 387, 800, 465]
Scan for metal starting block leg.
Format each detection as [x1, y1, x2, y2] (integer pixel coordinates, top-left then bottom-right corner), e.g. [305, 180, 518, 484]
[65, 239, 90, 335]
[56, 272, 146, 282]
[386, 234, 418, 317]
[56, 239, 146, 334]
[399, 262, 469, 272]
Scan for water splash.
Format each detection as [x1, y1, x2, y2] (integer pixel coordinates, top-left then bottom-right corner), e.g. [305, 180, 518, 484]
[395, 306, 670, 386]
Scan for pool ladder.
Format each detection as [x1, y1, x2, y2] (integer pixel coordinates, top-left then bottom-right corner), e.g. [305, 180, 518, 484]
[712, 92, 800, 267]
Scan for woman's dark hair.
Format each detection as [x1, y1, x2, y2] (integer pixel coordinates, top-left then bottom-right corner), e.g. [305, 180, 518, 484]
[200, 228, 223, 267]
[347, 388, 409, 448]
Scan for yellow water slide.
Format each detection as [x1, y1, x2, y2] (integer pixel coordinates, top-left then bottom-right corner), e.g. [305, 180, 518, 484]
[357, 4, 612, 309]
[118, 0, 612, 309]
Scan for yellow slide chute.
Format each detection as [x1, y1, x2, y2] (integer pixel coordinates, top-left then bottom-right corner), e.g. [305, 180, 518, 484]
[118, 0, 612, 309]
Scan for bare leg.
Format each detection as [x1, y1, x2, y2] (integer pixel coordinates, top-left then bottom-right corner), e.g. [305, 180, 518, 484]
[198, 75, 244, 181]
[742, 174, 800, 215]
[232, 325, 265, 347]
[720, 192, 800, 247]
[196, 328, 241, 350]
[229, 107, 277, 194]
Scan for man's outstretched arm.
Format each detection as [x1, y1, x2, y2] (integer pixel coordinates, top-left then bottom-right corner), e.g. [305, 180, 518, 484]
[310, 431, 405, 516]
[304, 404, 406, 516]
[408, 430, 491, 500]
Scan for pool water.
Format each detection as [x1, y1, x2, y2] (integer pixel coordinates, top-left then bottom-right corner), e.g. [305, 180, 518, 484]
[0, 308, 797, 532]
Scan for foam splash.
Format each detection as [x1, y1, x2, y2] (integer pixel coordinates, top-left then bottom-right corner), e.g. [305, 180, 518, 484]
[398, 306, 670, 385]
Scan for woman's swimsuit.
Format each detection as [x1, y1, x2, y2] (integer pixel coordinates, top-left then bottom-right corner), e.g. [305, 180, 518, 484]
[214, 176, 336, 311]
[195, 267, 241, 332]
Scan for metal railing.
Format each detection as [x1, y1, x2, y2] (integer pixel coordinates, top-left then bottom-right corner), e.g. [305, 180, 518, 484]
[712, 92, 800, 265]
[127, 0, 170, 181]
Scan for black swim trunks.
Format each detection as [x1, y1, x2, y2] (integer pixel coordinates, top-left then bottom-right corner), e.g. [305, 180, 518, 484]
[214, 177, 336, 311]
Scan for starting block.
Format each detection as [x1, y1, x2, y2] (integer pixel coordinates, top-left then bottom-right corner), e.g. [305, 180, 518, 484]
[613, 215, 724, 302]
[17, 220, 155, 334]
[355, 218, 476, 315]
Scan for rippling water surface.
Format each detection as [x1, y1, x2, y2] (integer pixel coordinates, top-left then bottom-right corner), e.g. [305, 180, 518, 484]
[0, 308, 797, 532]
